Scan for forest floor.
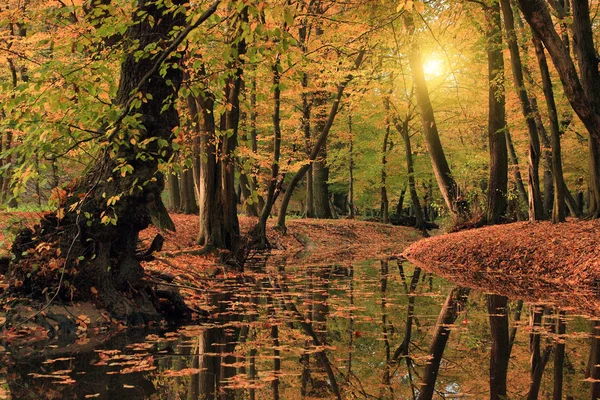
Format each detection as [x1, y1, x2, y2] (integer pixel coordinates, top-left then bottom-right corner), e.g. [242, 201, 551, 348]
[0, 212, 421, 343]
[403, 219, 600, 316]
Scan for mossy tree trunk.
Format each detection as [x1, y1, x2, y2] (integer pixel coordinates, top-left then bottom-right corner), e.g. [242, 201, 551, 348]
[9, 0, 219, 322]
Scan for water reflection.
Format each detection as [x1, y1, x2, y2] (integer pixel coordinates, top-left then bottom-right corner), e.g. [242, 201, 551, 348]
[0, 258, 598, 399]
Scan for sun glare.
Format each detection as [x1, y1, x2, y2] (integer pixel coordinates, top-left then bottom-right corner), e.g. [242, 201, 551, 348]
[422, 58, 443, 78]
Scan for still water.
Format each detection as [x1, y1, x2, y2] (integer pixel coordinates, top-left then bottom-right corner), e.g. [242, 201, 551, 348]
[0, 259, 596, 399]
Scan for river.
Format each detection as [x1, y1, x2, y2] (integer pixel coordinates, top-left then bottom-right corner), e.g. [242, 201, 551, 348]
[0, 258, 595, 399]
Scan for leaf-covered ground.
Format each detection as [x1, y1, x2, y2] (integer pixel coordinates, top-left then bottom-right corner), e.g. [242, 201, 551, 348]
[140, 214, 420, 268]
[403, 219, 600, 315]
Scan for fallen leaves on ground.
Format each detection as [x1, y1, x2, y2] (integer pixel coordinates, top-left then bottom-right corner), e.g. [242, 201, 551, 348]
[403, 219, 600, 315]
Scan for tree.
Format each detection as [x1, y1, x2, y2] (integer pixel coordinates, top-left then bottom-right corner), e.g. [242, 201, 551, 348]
[485, 0, 509, 224]
[276, 50, 365, 232]
[195, 7, 247, 250]
[516, 0, 600, 148]
[8, 0, 220, 322]
[403, 12, 468, 220]
[500, 0, 544, 221]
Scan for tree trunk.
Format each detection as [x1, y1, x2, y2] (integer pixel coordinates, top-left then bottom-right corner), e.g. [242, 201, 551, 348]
[404, 13, 467, 219]
[251, 56, 284, 247]
[532, 33, 567, 222]
[238, 103, 259, 217]
[304, 74, 315, 218]
[312, 90, 333, 219]
[276, 50, 365, 231]
[500, 0, 544, 221]
[381, 105, 391, 224]
[9, 0, 219, 322]
[239, 166, 259, 217]
[506, 131, 529, 214]
[571, 0, 600, 217]
[515, 14, 558, 220]
[516, 0, 600, 146]
[417, 286, 470, 400]
[249, 73, 264, 213]
[197, 11, 246, 250]
[485, 2, 509, 224]
[488, 294, 510, 400]
[396, 185, 406, 216]
[348, 114, 355, 219]
[393, 116, 428, 235]
[179, 168, 198, 214]
[167, 172, 181, 212]
[531, 102, 554, 219]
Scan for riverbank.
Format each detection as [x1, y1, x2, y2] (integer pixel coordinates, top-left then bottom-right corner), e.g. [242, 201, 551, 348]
[0, 212, 421, 342]
[140, 214, 421, 270]
[403, 219, 600, 315]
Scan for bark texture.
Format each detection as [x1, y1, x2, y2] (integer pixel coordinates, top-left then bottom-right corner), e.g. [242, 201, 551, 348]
[517, 0, 600, 147]
[485, 2, 508, 224]
[500, 0, 543, 221]
[8, 0, 219, 322]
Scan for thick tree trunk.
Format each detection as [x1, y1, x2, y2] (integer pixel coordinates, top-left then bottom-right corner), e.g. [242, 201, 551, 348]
[571, 0, 600, 215]
[500, 0, 544, 221]
[404, 13, 467, 219]
[485, 2, 509, 224]
[197, 11, 246, 250]
[9, 0, 219, 322]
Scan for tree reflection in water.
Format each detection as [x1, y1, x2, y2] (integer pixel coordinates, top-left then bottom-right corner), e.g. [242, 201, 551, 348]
[1, 258, 599, 399]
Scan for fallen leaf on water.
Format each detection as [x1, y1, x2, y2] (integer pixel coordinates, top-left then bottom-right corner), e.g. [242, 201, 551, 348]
[162, 368, 205, 377]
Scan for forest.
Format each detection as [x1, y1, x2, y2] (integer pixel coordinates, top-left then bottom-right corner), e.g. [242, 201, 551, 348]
[1, 0, 600, 399]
